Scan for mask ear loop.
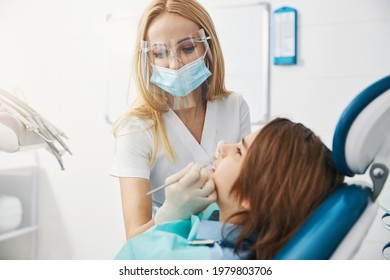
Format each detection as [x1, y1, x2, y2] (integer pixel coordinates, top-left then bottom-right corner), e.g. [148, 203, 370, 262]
[140, 40, 150, 90]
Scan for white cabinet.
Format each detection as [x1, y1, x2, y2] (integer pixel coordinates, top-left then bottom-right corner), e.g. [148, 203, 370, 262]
[0, 151, 38, 259]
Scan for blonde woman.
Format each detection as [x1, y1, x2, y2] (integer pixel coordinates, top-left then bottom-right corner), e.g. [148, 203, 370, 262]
[110, 0, 251, 240]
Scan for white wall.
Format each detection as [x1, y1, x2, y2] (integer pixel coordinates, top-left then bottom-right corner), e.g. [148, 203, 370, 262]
[0, 0, 389, 259]
[269, 0, 390, 147]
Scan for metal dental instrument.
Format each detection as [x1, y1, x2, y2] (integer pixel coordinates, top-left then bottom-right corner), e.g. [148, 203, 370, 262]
[146, 162, 213, 196]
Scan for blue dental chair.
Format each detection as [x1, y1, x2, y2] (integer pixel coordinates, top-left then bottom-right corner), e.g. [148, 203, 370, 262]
[274, 75, 390, 260]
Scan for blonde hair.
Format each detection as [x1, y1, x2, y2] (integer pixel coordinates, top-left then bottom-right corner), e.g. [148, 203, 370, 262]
[113, 0, 231, 164]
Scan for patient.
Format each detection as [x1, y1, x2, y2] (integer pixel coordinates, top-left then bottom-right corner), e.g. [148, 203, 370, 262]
[115, 118, 345, 260]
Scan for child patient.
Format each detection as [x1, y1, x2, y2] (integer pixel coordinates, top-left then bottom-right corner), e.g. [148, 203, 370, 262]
[115, 118, 345, 260]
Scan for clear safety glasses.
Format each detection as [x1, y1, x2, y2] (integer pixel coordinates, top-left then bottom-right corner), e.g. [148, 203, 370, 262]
[141, 29, 211, 68]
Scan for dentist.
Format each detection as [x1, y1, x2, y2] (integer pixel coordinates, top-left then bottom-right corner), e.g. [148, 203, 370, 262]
[110, 0, 251, 240]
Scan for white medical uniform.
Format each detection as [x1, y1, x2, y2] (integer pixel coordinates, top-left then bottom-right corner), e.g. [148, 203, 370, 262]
[110, 93, 251, 205]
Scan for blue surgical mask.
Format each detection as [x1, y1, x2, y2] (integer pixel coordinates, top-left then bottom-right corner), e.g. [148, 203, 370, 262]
[150, 56, 212, 97]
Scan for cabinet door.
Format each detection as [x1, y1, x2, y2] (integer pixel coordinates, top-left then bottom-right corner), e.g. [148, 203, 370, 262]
[0, 165, 38, 259]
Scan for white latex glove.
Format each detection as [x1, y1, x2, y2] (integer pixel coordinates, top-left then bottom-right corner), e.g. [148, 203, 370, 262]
[154, 162, 217, 224]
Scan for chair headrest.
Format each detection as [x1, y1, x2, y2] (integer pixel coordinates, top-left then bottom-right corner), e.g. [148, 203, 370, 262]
[332, 75, 390, 177]
[273, 184, 371, 260]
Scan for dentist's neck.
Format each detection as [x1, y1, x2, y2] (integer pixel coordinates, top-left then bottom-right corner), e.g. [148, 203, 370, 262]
[174, 100, 206, 144]
[175, 101, 206, 121]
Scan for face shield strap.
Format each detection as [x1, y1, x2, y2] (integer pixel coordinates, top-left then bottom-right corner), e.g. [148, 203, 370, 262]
[140, 40, 150, 89]
[198, 29, 213, 66]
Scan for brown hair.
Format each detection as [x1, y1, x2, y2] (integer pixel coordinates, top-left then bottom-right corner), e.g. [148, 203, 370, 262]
[113, 0, 231, 164]
[230, 118, 345, 259]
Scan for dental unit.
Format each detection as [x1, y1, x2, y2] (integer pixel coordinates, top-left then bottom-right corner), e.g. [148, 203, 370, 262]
[0, 88, 71, 170]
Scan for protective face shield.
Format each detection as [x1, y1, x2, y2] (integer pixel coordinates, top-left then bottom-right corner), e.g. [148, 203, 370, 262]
[140, 29, 212, 110]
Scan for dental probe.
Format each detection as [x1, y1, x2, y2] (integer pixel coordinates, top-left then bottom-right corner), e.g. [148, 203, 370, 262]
[146, 162, 213, 196]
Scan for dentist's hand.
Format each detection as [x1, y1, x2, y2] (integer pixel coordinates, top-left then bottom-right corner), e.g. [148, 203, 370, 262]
[154, 162, 217, 224]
